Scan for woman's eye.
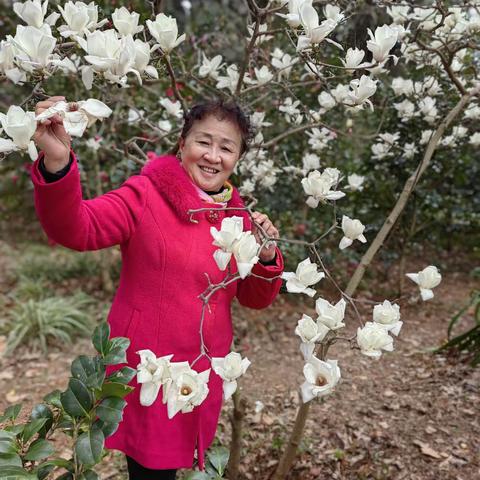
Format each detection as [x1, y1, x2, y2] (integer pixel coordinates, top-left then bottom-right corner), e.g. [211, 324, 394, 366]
[222, 147, 232, 152]
[198, 141, 209, 145]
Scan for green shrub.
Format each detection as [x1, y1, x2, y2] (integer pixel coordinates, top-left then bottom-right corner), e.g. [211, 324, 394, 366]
[4, 293, 94, 354]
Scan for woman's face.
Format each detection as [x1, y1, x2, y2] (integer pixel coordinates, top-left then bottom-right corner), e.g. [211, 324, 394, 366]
[178, 114, 242, 192]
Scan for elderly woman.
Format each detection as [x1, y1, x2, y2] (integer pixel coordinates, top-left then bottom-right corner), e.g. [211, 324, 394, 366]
[31, 97, 284, 480]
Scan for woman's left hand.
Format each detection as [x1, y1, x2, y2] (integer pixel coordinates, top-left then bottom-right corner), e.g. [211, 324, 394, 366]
[251, 211, 280, 263]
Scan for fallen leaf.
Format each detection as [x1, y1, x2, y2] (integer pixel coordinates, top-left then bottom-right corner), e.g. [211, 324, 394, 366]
[413, 440, 442, 459]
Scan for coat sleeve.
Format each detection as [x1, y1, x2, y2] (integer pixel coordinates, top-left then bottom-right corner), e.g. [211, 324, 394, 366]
[30, 150, 149, 251]
[236, 246, 284, 309]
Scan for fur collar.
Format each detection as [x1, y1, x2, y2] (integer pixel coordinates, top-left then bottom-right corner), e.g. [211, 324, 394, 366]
[141, 153, 250, 225]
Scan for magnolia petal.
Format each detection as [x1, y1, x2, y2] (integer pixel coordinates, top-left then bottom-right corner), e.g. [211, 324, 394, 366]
[139, 381, 161, 406]
[281, 272, 295, 281]
[79, 99, 112, 119]
[306, 196, 319, 208]
[28, 140, 38, 161]
[324, 191, 346, 200]
[300, 381, 316, 403]
[144, 65, 159, 78]
[358, 234, 367, 243]
[0, 137, 18, 153]
[303, 286, 316, 297]
[339, 237, 353, 250]
[300, 342, 315, 361]
[63, 111, 88, 137]
[45, 12, 60, 26]
[406, 273, 419, 285]
[360, 349, 382, 359]
[5, 68, 27, 85]
[388, 321, 403, 336]
[167, 394, 182, 419]
[223, 380, 237, 400]
[213, 249, 232, 271]
[81, 66, 94, 90]
[420, 288, 434, 301]
[237, 262, 255, 279]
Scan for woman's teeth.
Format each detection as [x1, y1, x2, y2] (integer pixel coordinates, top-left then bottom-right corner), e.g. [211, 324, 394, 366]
[200, 166, 218, 174]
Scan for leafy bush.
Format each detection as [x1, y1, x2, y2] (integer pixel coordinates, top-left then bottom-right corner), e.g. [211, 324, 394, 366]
[3, 293, 94, 354]
[183, 446, 229, 480]
[0, 322, 134, 479]
[436, 291, 480, 366]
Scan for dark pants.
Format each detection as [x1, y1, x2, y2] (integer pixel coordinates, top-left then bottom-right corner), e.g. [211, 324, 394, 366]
[126, 456, 177, 480]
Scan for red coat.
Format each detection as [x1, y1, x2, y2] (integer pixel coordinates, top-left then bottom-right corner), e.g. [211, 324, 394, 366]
[30, 151, 284, 470]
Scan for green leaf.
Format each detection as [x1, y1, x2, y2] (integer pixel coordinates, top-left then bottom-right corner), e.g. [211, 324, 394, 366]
[0, 466, 38, 479]
[4, 425, 24, 436]
[71, 356, 105, 389]
[24, 439, 55, 462]
[74, 428, 104, 466]
[183, 472, 210, 480]
[92, 323, 110, 356]
[0, 431, 17, 454]
[79, 469, 99, 480]
[103, 338, 130, 365]
[21, 419, 48, 443]
[0, 405, 22, 423]
[36, 458, 72, 470]
[106, 367, 136, 385]
[96, 382, 133, 400]
[207, 447, 229, 475]
[0, 453, 22, 467]
[43, 390, 62, 409]
[56, 473, 74, 480]
[96, 397, 126, 424]
[35, 462, 54, 480]
[60, 379, 93, 418]
[93, 420, 119, 439]
[30, 405, 54, 438]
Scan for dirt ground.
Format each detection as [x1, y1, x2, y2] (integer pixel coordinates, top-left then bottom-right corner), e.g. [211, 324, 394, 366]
[0, 249, 479, 480]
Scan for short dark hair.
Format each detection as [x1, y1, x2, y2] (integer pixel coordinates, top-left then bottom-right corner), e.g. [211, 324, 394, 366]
[177, 100, 252, 155]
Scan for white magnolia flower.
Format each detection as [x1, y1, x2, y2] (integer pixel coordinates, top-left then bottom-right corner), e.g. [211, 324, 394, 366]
[339, 215, 367, 250]
[347, 75, 377, 111]
[366, 24, 398, 63]
[331, 84, 350, 103]
[394, 98, 416, 121]
[300, 356, 341, 403]
[35, 98, 112, 137]
[347, 174, 365, 191]
[420, 129, 433, 145]
[406, 265, 442, 301]
[0, 105, 37, 160]
[281, 258, 325, 297]
[246, 23, 272, 45]
[419, 97, 438, 124]
[13, 0, 48, 28]
[317, 91, 336, 111]
[232, 231, 260, 279]
[469, 132, 480, 146]
[254, 65, 273, 84]
[198, 53, 222, 79]
[271, 51, 297, 80]
[211, 216, 244, 271]
[166, 364, 210, 418]
[216, 64, 240, 94]
[0, 40, 26, 84]
[112, 7, 144, 36]
[297, 3, 338, 51]
[211, 352, 251, 400]
[371, 142, 392, 160]
[464, 104, 480, 120]
[57, 1, 107, 38]
[342, 47, 366, 69]
[387, 5, 410, 24]
[302, 153, 320, 173]
[373, 300, 402, 336]
[158, 119, 172, 132]
[357, 322, 394, 358]
[295, 314, 329, 344]
[136, 350, 173, 406]
[392, 77, 414, 96]
[159, 98, 183, 119]
[277, 0, 313, 28]
[403, 142, 418, 159]
[324, 4, 344, 23]
[315, 297, 346, 330]
[10, 24, 56, 71]
[133, 39, 158, 79]
[147, 13, 186, 53]
[302, 169, 345, 208]
[250, 111, 272, 129]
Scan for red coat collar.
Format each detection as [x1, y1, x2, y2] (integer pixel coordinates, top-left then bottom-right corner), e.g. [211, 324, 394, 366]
[141, 153, 250, 226]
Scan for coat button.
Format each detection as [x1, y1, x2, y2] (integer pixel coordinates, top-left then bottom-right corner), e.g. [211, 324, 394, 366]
[206, 210, 220, 224]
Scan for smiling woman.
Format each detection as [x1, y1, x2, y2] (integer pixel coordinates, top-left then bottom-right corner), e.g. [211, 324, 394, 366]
[31, 97, 284, 479]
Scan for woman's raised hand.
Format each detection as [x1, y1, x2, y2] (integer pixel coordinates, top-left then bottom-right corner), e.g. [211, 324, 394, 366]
[33, 96, 71, 170]
[251, 211, 280, 263]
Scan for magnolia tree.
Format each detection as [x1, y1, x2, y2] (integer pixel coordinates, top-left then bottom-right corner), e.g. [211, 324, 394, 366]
[1, 0, 479, 478]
